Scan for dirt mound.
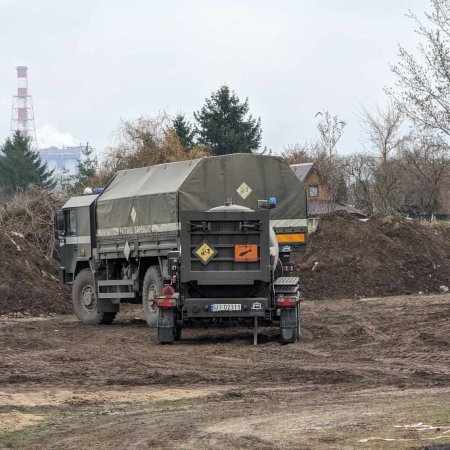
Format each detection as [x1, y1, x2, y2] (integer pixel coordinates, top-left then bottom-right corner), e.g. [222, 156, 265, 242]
[295, 211, 450, 299]
[429, 220, 450, 243]
[0, 230, 71, 315]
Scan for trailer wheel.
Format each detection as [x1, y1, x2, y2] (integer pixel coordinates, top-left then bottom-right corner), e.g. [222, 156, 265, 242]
[157, 308, 176, 344]
[142, 266, 162, 328]
[73, 269, 116, 325]
[280, 306, 299, 344]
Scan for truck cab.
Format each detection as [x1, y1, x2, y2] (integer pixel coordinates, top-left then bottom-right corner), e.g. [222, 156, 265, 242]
[54, 194, 97, 284]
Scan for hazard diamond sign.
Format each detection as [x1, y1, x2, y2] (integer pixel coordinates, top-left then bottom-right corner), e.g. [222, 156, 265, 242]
[193, 241, 217, 265]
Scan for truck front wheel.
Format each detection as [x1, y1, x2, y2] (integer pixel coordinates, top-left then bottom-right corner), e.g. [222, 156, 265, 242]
[73, 269, 116, 325]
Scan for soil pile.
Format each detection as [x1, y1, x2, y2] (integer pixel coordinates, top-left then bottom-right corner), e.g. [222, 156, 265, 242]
[295, 211, 450, 299]
[429, 220, 450, 242]
[0, 230, 71, 315]
[0, 188, 70, 315]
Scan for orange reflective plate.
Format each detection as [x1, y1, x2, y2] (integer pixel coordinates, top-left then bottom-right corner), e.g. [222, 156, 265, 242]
[276, 233, 305, 243]
[234, 244, 258, 262]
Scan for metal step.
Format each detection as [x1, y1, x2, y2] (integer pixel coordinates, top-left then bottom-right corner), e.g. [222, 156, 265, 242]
[274, 277, 299, 294]
[97, 279, 134, 286]
[97, 279, 136, 299]
[98, 292, 136, 299]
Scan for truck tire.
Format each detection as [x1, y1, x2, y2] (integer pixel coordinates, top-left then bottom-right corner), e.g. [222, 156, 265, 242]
[73, 269, 116, 325]
[157, 308, 176, 344]
[280, 306, 299, 344]
[142, 266, 162, 328]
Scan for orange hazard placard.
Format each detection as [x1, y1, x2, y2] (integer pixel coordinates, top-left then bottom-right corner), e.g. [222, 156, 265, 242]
[234, 244, 258, 262]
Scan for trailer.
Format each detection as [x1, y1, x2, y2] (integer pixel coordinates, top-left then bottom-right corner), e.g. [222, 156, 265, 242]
[55, 153, 307, 343]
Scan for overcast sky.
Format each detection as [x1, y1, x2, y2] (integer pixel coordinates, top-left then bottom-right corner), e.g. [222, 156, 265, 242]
[0, 0, 429, 156]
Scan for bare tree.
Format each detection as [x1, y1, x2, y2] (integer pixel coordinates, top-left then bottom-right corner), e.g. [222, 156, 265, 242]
[360, 103, 408, 163]
[313, 112, 347, 205]
[401, 134, 450, 214]
[315, 111, 346, 158]
[389, 0, 450, 137]
[93, 113, 211, 186]
[283, 112, 348, 207]
[342, 153, 376, 213]
[281, 142, 315, 165]
[282, 112, 347, 207]
[359, 103, 411, 212]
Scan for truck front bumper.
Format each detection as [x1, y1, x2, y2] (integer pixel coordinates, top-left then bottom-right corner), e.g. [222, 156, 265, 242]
[183, 298, 269, 318]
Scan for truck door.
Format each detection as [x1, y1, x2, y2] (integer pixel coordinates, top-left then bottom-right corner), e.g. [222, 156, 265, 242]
[55, 209, 78, 282]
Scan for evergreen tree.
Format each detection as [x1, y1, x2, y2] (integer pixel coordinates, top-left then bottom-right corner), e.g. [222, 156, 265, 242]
[171, 113, 195, 149]
[61, 143, 98, 194]
[194, 85, 262, 155]
[0, 132, 54, 195]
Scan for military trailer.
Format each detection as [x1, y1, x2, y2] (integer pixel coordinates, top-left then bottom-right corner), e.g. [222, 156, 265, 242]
[55, 153, 307, 344]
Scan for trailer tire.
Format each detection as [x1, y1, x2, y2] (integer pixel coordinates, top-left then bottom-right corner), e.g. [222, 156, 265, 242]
[280, 306, 299, 344]
[73, 269, 116, 325]
[157, 308, 176, 344]
[142, 266, 162, 328]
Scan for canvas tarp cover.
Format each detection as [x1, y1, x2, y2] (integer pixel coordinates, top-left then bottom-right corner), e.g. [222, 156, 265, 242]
[96, 154, 306, 237]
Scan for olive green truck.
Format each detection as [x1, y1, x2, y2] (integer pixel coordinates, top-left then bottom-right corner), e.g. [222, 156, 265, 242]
[55, 153, 307, 344]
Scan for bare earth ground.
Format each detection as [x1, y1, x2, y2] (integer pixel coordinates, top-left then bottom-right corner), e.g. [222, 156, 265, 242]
[0, 294, 449, 449]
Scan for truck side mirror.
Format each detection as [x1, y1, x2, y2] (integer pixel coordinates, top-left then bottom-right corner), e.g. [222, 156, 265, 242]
[54, 210, 65, 239]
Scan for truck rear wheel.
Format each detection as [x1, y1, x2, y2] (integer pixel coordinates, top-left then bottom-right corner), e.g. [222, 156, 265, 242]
[280, 306, 299, 344]
[73, 269, 116, 325]
[142, 266, 162, 328]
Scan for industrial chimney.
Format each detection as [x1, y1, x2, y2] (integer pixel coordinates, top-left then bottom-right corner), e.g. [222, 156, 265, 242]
[10, 66, 37, 150]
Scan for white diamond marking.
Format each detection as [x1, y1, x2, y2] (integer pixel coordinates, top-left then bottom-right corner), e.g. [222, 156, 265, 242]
[131, 207, 137, 223]
[124, 241, 131, 260]
[236, 182, 252, 200]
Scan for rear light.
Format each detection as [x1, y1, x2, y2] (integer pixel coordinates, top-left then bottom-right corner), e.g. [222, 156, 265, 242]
[158, 285, 177, 307]
[276, 297, 298, 307]
[276, 233, 305, 243]
[157, 297, 177, 308]
[162, 285, 175, 298]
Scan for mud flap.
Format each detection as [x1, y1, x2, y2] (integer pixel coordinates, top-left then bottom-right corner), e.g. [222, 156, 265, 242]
[157, 308, 175, 344]
[280, 307, 299, 344]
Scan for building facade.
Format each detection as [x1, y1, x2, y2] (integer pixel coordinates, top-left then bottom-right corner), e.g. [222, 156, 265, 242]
[40, 146, 82, 179]
[290, 162, 365, 227]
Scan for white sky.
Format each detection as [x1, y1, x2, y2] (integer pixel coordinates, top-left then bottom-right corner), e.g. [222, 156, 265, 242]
[0, 0, 429, 155]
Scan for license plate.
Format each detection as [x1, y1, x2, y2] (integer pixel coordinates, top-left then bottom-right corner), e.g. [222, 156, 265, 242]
[210, 304, 242, 312]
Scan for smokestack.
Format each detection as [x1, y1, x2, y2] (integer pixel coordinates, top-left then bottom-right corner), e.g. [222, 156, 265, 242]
[10, 66, 37, 150]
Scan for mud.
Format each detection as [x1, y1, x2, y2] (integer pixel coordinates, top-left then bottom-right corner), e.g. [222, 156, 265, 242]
[0, 411, 43, 432]
[0, 294, 449, 449]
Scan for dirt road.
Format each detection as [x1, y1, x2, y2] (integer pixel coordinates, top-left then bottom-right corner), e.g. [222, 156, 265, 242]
[0, 294, 449, 449]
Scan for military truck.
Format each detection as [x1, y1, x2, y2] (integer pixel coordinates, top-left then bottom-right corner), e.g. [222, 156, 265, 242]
[55, 154, 307, 344]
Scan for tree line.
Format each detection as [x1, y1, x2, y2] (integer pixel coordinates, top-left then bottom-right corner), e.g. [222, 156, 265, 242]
[0, 85, 262, 197]
[0, 0, 449, 215]
[283, 0, 450, 216]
